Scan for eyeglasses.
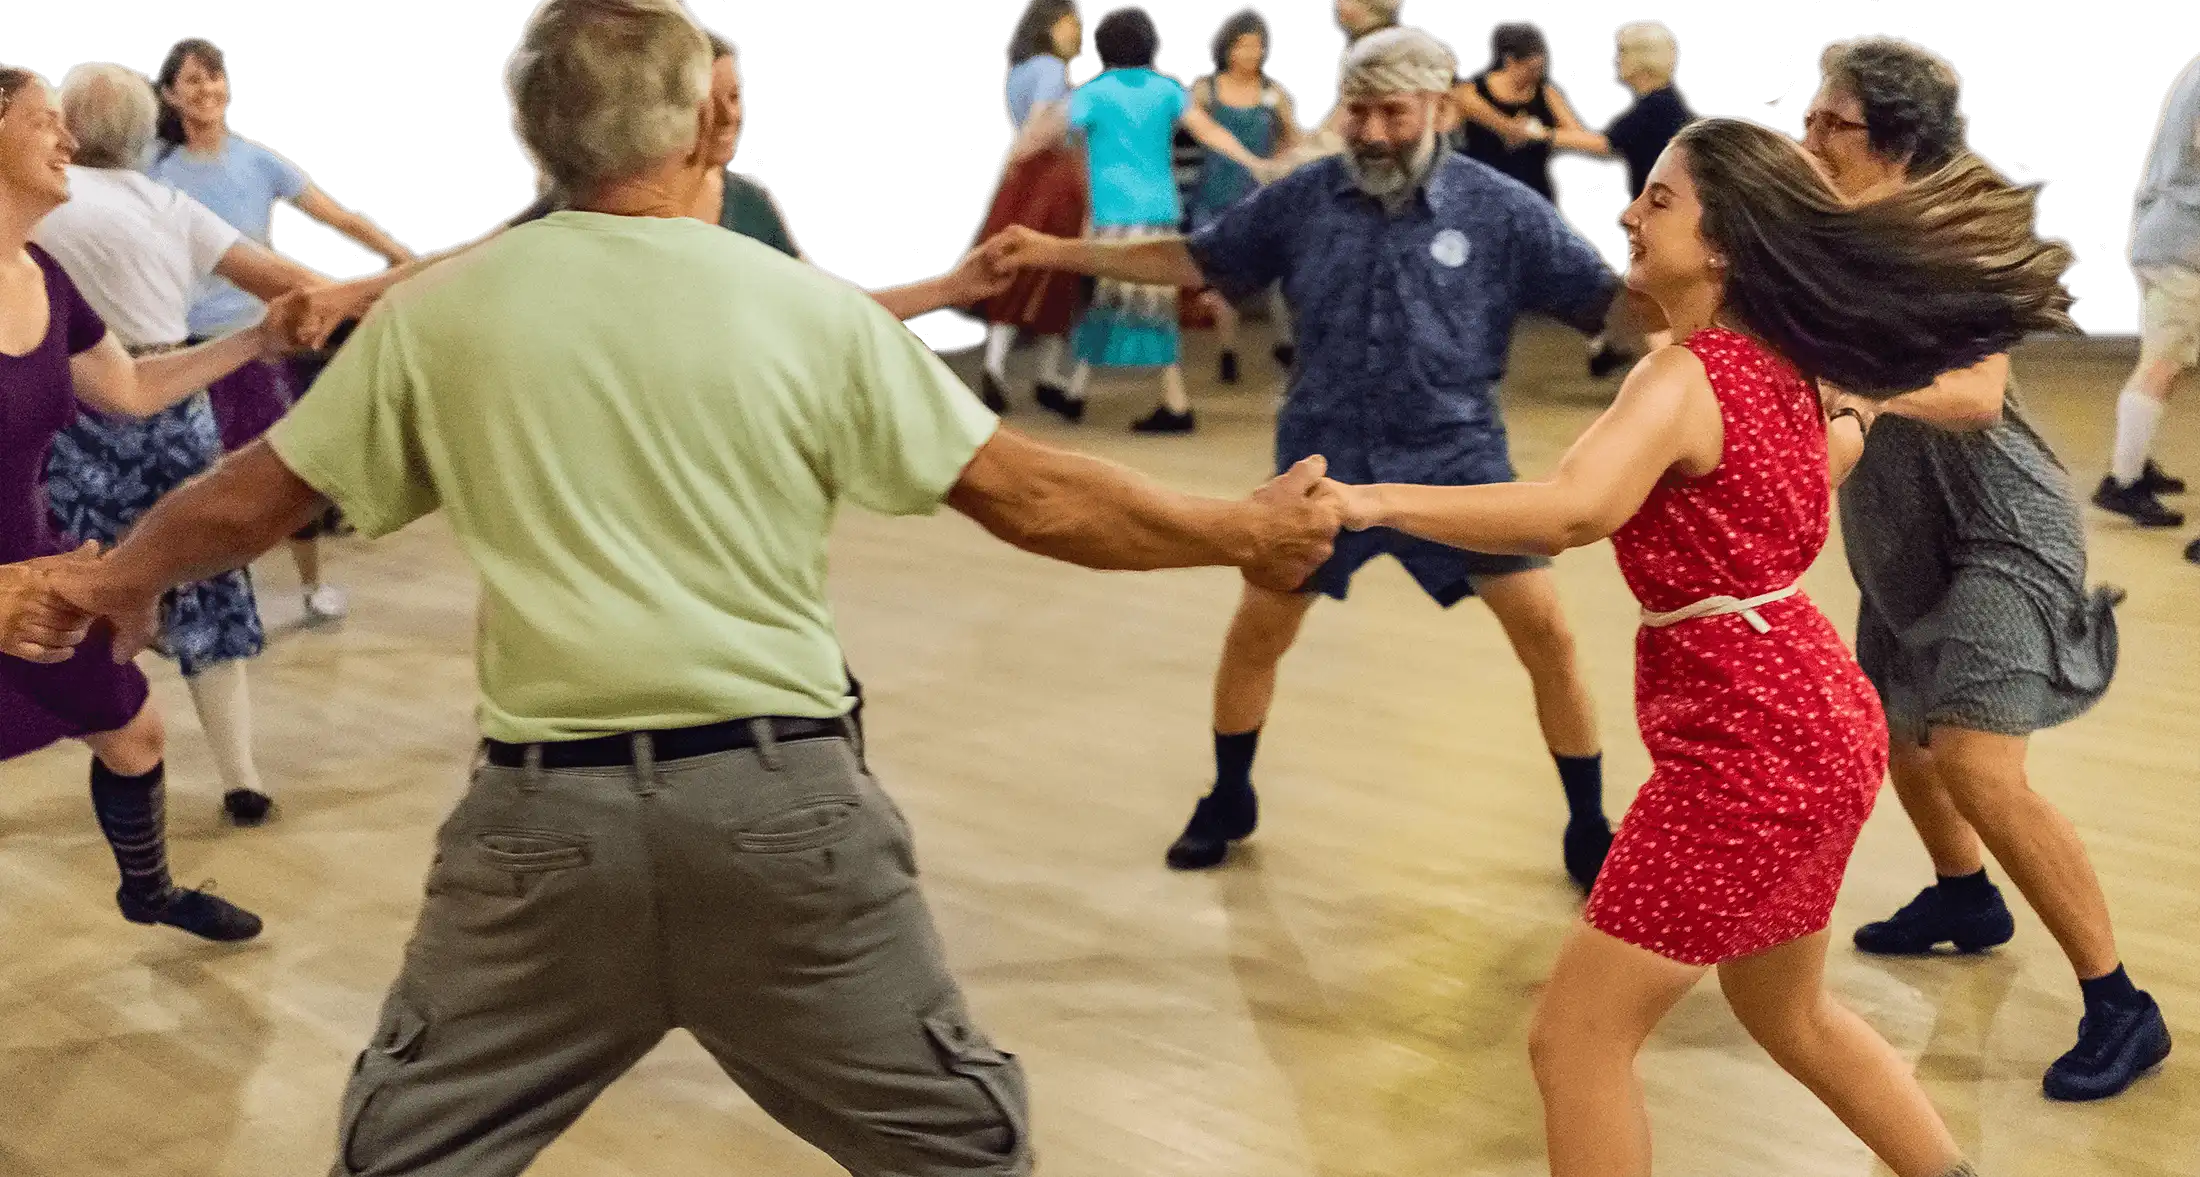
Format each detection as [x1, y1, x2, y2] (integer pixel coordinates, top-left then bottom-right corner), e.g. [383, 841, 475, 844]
[1802, 110, 1870, 137]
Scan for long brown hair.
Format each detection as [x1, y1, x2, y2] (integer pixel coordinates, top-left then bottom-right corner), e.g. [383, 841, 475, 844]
[1676, 118, 2074, 396]
[1008, 0, 1079, 67]
[153, 38, 224, 156]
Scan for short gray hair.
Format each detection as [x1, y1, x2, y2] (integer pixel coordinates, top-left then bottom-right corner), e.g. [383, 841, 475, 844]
[1339, 26, 1456, 99]
[1616, 23, 1677, 89]
[61, 64, 157, 169]
[506, 0, 712, 195]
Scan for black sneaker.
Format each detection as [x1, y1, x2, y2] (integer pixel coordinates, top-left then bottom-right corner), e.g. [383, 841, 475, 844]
[118, 883, 264, 942]
[1033, 382, 1085, 423]
[1218, 350, 1241, 385]
[2186, 536, 2200, 566]
[1853, 882, 2016, 955]
[1130, 406, 1196, 434]
[2093, 476, 2186, 528]
[978, 372, 1010, 413]
[222, 788, 275, 827]
[2139, 460, 2187, 496]
[2043, 994, 2172, 1101]
[1587, 341, 1633, 380]
[1165, 785, 1258, 871]
[1272, 342, 1297, 368]
[1563, 817, 1613, 892]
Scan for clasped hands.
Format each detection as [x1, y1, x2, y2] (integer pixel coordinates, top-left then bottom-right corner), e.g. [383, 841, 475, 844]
[0, 543, 158, 666]
[1236, 457, 1389, 592]
[251, 282, 374, 359]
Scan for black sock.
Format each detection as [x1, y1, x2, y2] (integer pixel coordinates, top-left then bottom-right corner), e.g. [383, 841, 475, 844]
[1555, 754, 1604, 824]
[90, 759, 174, 903]
[2080, 964, 2142, 1014]
[1936, 868, 1996, 904]
[1214, 730, 1261, 797]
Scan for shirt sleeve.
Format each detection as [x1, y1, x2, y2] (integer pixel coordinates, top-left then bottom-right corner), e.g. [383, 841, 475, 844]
[1186, 164, 1313, 298]
[1067, 82, 1096, 131]
[1512, 194, 1620, 335]
[171, 189, 244, 278]
[266, 302, 440, 538]
[254, 141, 311, 203]
[824, 297, 1001, 518]
[56, 264, 109, 356]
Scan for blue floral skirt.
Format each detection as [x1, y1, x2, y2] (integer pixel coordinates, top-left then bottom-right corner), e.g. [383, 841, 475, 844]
[45, 393, 264, 677]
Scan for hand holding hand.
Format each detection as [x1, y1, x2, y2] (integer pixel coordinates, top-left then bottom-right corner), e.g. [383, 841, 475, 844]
[943, 244, 1014, 305]
[43, 548, 162, 663]
[1241, 455, 1342, 592]
[1330, 481, 1386, 532]
[981, 226, 1058, 275]
[0, 543, 99, 664]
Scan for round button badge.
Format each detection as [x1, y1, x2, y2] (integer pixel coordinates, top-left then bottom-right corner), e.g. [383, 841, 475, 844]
[1429, 228, 1470, 268]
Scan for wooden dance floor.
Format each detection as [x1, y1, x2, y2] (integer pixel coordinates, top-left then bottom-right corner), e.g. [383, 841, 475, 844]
[3, 322, 2195, 1176]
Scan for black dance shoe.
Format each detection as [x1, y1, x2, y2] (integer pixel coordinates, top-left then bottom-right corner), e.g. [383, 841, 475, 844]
[2092, 476, 2186, 528]
[979, 372, 1010, 414]
[1165, 785, 1259, 871]
[1034, 382, 1085, 423]
[1218, 350, 1241, 385]
[118, 883, 264, 943]
[1130, 406, 1197, 434]
[2139, 460, 2187, 496]
[223, 788, 276, 827]
[1562, 817, 1614, 892]
[1853, 882, 2016, 955]
[1587, 340, 1634, 380]
[1272, 342, 1297, 368]
[2185, 536, 2200, 566]
[2044, 994, 2172, 1101]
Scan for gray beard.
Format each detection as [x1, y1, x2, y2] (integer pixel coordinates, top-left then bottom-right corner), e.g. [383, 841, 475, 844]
[1344, 124, 1441, 212]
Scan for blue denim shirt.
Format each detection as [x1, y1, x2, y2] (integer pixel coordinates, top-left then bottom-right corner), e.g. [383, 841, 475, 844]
[1189, 151, 1618, 484]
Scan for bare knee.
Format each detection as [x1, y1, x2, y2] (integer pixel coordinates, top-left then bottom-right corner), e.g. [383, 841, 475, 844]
[85, 704, 165, 776]
[1727, 986, 1837, 1062]
[1222, 590, 1311, 668]
[1927, 730, 2035, 825]
[1508, 610, 1582, 682]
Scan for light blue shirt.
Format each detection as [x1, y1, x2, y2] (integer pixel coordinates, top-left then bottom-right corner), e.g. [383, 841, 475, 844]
[1006, 56, 1070, 130]
[2133, 56, 2200, 271]
[1068, 69, 1188, 227]
[146, 136, 309, 336]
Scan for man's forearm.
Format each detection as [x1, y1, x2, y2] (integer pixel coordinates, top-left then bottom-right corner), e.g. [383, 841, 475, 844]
[949, 435, 1259, 572]
[1042, 237, 1207, 288]
[97, 445, 328, 605]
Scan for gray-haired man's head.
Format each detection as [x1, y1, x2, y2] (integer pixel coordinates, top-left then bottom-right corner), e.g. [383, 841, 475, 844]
[1337, 27, 1456, 206]
[60, 64, 157, 170]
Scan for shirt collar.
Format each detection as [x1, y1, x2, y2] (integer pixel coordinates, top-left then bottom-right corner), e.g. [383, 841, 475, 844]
[1327, 145, 1458, 214]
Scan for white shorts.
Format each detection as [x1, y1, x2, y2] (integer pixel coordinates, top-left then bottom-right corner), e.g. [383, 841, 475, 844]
[2138, 263, 2200, 372]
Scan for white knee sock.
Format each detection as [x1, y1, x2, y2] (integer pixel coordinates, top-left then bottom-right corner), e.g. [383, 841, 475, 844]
[2111, 385, 2166, 486]
[186, 659, 265, 798]
[984, 324, 1015, 382]
[1161, 366, 1191, 412]
[1037, 336, 1069, 387]
[1067, 362, 1092, 402]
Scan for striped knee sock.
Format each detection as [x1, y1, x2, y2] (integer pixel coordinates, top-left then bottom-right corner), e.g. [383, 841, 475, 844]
[89, 760, 174, 903]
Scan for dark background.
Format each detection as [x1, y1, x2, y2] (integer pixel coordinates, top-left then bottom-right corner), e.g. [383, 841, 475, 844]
[8, 3, 2191, 332]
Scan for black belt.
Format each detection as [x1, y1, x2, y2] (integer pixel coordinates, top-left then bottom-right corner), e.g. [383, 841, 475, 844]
[483, 715, 846, 770]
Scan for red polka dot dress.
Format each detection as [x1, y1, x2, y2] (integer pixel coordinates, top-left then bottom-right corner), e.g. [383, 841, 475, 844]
[1586, 328, 1889, 967]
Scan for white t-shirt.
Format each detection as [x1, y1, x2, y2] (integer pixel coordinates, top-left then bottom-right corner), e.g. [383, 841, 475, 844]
[34, 166, 242, 349]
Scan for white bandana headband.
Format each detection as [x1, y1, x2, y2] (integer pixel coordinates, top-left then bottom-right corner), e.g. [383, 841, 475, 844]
[1337, 27, 1457, 99]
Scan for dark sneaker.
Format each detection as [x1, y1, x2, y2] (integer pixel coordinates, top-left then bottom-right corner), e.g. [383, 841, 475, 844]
[118, 883, 264, 942]
[1130, 406, 1196, 434]
[222, 788, 275, 827]
[1853, 882, 2016, 955]
[1563, 817, 1614, 892]
[1272, 342, 1297, 368]
[2185, 536, 2200, 566]
[2044, 994, 2172, 1101]
[1165, 786, 1258, 871]
[1587, 341, 1633, 380]
[978, 371, 1009, 413]
[1218, 350, 1241, 385]
[2139, 460, 2186, 496]
[1033, 382, 1085, 423]
[2093, 476, 2186, 528]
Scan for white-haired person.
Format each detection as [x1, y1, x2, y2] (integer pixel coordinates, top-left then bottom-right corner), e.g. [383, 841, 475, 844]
[48, 3, 1344, 1172]
[36, 63, 332, 827]
[990, 27, 1636, 887]
[0, 64, 288, 943]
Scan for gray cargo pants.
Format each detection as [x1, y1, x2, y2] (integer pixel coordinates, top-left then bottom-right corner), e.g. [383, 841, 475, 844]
[329, 724, 1031, 1177]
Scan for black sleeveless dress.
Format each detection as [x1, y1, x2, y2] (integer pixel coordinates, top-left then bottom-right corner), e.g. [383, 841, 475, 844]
[1456, 73, 1557, 202]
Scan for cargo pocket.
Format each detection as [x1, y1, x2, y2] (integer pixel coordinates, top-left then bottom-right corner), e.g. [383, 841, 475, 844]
[922, 1013, 1032, 1172]
[337, 996, 429, 1175]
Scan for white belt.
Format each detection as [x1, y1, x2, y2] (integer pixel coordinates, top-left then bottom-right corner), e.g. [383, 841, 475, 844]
[1639, 586, 1799, 635]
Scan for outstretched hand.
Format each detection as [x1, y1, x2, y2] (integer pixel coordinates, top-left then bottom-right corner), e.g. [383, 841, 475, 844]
[1241, 455, 1343, 592]
[941, 244, 1015, 305]
[980, 225, 1060, 275]
[41, 548, 162, 663]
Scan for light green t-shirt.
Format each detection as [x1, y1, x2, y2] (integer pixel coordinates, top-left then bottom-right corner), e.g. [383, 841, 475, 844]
[269, 211, 998, 742]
